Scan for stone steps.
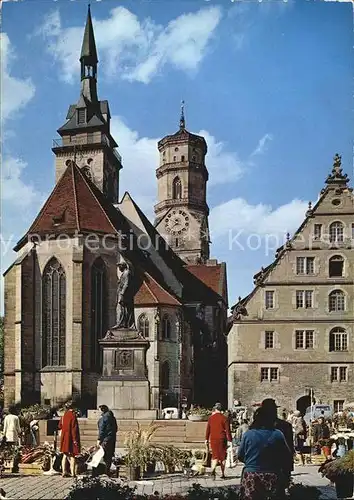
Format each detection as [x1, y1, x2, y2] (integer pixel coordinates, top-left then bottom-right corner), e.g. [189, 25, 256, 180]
[39, 419, 206, 450]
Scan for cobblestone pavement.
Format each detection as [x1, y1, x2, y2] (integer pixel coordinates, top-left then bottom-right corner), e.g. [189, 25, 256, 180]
[0, 465, 336, 499]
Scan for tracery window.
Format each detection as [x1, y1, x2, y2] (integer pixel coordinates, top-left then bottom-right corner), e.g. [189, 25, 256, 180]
[91, 258, 107, 368]
[172, 177, 182, 200]
[162, 315, 171, 340]
[138, 314, 150, 338]
[42, 258, 66, 367]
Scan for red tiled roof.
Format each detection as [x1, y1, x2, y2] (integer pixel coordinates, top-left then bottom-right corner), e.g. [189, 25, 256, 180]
[135, 273, 181, 306]
[186, 263, 226, 300]
[24, 162, 118, 238]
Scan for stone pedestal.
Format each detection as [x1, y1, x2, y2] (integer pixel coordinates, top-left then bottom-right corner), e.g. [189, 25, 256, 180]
[97, 327, 157, 419]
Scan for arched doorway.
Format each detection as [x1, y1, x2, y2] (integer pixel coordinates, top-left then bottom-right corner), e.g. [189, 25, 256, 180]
[296, 395, 313, 416]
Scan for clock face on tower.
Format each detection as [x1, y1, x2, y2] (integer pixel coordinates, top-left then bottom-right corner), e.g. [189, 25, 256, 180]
[165, 209, 190, 235]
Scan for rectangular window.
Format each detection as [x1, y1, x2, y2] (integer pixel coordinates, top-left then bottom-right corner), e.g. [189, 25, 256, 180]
[296, 257, 315, 275]
[265, 331, 274, 349]
[305, 290, 313, 308]
[296, 291, 313, 309]
[77, 108, 86, 124]
[265, 291, 274, 309]
[314, 224, 322, 240]
[352, 223, 354, 240]
[331, 366, 347, 382]
[260, 367, 279, 382]
[333, 400, 345, 412]
[295, 330, 314, 349]
[261, 367, 269, 381]
[339, 367, 347, 381]
[296, 291, 304, 308]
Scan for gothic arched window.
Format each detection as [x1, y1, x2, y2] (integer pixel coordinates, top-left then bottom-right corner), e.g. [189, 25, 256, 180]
[161, 361, 170, 389]
[162, 315, 171, 340]
[172, 177, 182, 200]
[42, 258, 66, 367]
[329, 327, 348, 352]
[91, 258, 107, 368]
[138, 314, 150, 338]
[329, 221, 344, 243]
[329, 290, 345, 312]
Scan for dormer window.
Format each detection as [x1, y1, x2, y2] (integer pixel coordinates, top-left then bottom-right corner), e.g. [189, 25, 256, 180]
[77, 108, 86, 125]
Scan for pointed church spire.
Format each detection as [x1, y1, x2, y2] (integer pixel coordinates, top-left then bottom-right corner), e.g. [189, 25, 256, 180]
[180, 100, 185, 130]
[80, 4, 98, 67]
[79, 4, 99, 103]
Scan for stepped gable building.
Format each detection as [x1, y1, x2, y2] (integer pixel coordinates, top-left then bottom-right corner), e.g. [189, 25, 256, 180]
[228, 154, 354, 414]
[3, 6, 227, 410]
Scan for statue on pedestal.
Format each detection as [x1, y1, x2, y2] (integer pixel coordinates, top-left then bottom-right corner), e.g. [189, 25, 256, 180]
[112, 261, 136, 330]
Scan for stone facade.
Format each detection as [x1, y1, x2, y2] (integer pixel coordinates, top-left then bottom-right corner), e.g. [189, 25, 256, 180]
[154, 107, 210, 264]
[3, 8, 228, 411]
[228, 155, 354, 414]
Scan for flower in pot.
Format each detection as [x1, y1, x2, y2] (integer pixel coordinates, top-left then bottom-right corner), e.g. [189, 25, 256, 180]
[187, 407, 212, 422]
[319, 449, 354, 499]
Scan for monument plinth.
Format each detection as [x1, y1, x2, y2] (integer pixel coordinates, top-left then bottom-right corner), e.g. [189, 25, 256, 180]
[96, 262, 157, 419]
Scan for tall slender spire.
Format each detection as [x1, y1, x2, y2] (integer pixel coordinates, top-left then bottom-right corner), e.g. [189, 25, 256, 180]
[180, 100, 185, 130]
[79, 4, 99, 103]
[80, 4, 98, 66]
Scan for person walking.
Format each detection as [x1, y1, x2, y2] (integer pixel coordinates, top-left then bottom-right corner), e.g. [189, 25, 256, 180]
[59, 402, 81, 478]
[205, 402, 232, 479]
[292, 411, 307, 465]
[97, 405, 118, 476]
[3, 406, 21, 446]
[238, 406, 292, 500]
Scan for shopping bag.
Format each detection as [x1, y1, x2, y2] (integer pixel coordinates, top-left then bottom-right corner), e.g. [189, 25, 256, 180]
[86, 446, 105, 468]
[226, 445, 237, 468]
[202, 446, 212, 467]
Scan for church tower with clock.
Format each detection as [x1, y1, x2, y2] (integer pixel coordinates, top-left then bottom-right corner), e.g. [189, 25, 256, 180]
[52, 6, 122, 203]
[155, 104, 210, 264]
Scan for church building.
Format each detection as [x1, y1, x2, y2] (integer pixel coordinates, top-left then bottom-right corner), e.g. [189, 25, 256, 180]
[3, 7, 228, 411]
[228, 155, 354, 414]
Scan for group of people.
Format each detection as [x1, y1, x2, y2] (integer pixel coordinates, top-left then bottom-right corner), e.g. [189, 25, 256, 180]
[57, 402, 117, 477]
[205, 399, 295, 500]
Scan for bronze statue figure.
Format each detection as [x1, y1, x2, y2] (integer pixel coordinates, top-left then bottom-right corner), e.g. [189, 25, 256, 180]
[113, 261, 136, 329]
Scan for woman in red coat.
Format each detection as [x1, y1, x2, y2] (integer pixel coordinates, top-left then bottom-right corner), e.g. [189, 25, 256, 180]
[59, 403, 81, 477]
[205, 402, 232, 479]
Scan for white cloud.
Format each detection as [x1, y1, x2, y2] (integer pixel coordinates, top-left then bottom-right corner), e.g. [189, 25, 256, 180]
[37, 6, 222, 84]
[2, 157, 45, 208]
[250, 133, 273, 156]
[111, 117, 253, 216]
[209, 198, 308, 239]
[1, 32, 35, 122]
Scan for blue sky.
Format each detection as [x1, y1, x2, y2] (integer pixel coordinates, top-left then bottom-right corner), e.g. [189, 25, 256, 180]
[1, 0, 353, 310]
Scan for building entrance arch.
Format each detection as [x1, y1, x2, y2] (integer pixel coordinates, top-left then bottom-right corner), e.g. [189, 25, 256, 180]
[296, 395, 313, 416]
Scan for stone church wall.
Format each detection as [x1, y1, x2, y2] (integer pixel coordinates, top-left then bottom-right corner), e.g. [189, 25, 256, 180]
[4, 265, 17, 406]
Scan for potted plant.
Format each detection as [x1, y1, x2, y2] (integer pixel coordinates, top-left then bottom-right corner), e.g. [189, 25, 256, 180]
[319, 449, 354, 499]
[124, 422, 160, 480]
[157, 445, 181, 474]
[187, 407, 211, 422]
